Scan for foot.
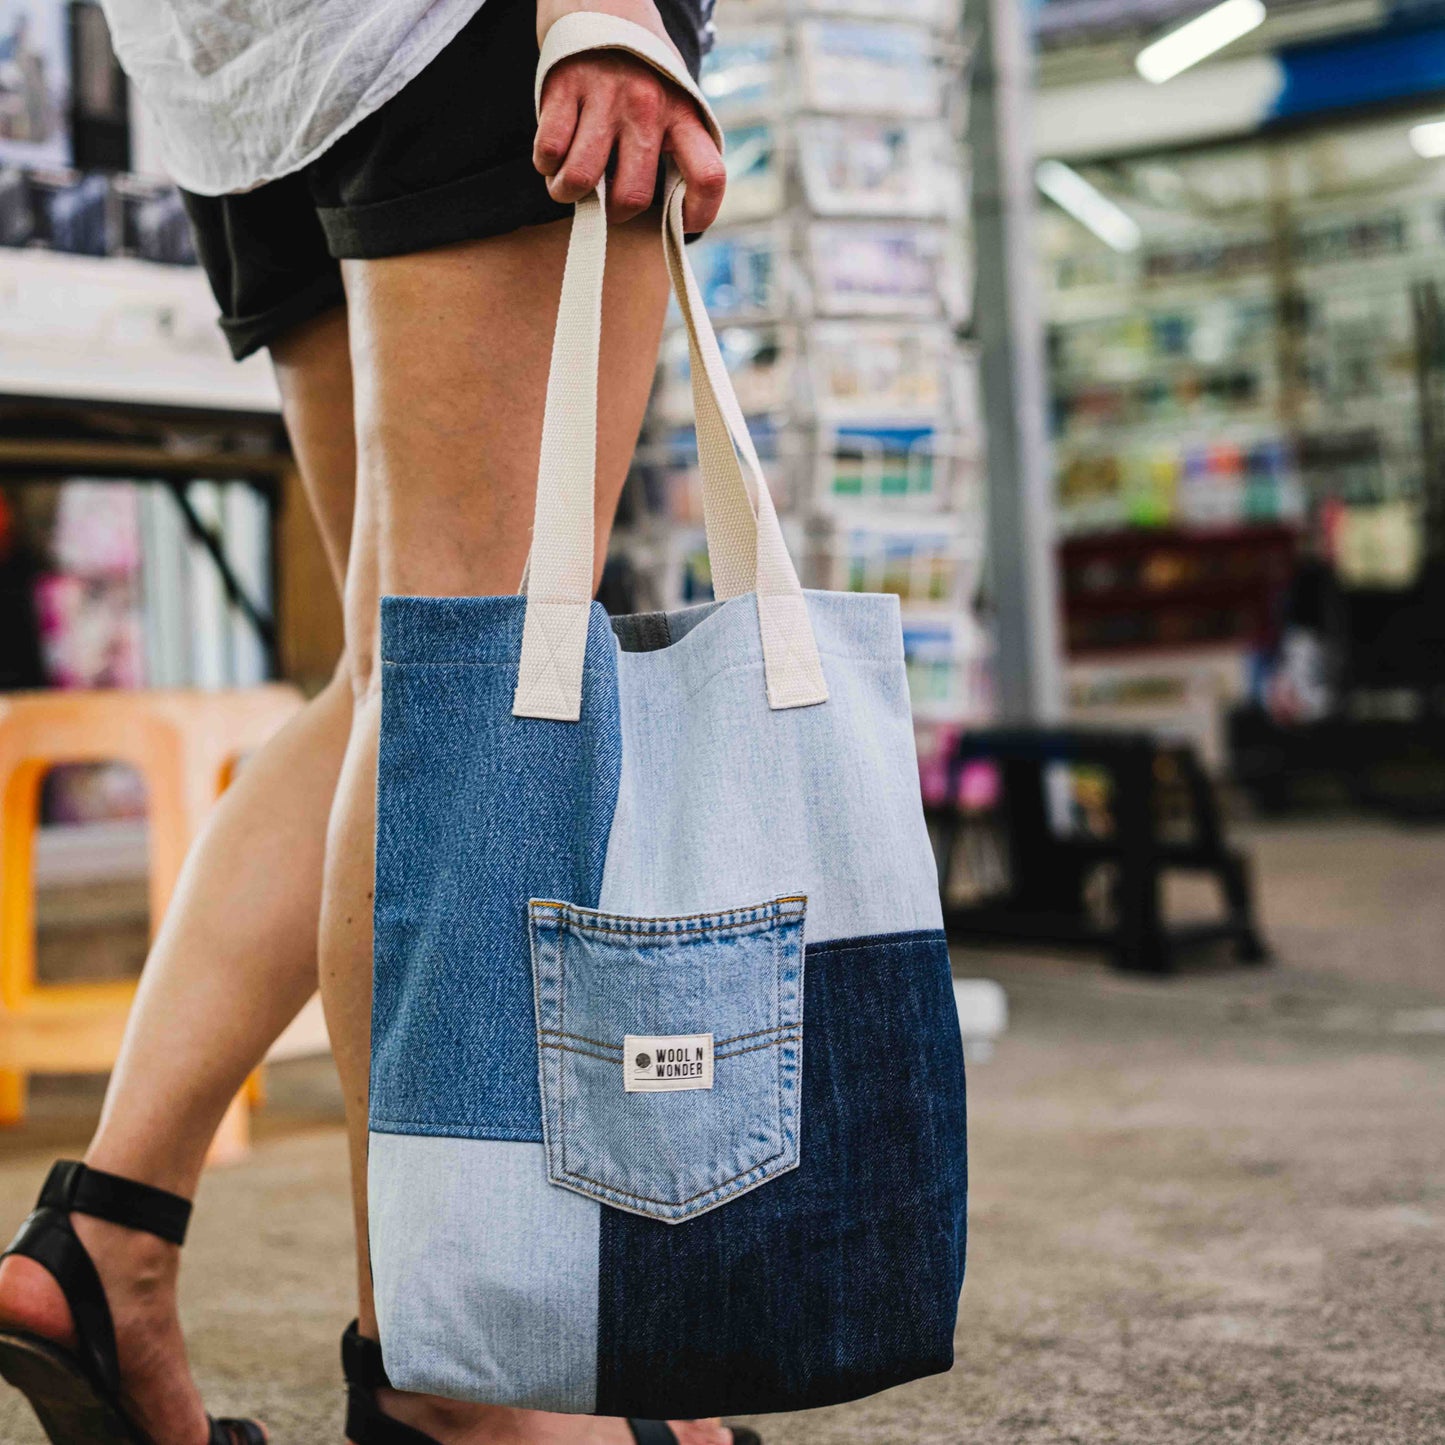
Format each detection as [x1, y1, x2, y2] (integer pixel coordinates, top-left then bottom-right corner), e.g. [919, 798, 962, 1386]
[370, 1392, 736, 1445]
[0, 1213, 220, 1445]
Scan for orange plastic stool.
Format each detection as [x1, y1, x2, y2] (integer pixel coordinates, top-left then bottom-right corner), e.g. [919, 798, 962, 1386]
[0, 687, 305, 1164]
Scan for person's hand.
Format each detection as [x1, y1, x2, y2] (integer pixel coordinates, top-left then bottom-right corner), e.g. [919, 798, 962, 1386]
[534, 0, 726, 231]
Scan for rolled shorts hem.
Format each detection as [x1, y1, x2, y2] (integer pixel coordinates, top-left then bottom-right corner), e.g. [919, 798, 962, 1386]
[219, 271, 348, 362]
[317, 154, 574, 260]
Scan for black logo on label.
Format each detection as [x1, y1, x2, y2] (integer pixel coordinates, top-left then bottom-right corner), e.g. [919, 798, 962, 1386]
[636, 1053, 652, 1070]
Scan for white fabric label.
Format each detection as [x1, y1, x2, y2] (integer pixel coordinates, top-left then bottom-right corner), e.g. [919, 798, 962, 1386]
[623, 1034, 715, 1093]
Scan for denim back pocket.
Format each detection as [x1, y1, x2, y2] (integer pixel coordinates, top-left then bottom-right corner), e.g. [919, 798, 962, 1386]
[529, 896, 806, 1224]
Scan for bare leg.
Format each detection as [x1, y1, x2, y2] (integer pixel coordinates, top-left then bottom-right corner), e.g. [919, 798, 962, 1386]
[320, 215, 729, 1445]
[0, 307, 360, 1445]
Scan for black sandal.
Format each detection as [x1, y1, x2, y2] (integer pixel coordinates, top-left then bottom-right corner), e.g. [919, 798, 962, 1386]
[0, 1159, 264, 1445]
[342, 1321, 762, 1445]
[341, 1322, 443, 1445]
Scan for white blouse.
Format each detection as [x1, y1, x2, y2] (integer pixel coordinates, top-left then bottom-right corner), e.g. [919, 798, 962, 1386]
[101, 0, 487, 195]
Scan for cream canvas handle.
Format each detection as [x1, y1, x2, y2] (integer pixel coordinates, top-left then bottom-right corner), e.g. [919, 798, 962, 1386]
[513, 12, 828, 722]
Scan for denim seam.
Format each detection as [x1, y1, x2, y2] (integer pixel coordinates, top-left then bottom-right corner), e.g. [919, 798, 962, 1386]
[559, 924, 570, 1181]
[535, 899, 800, 919]
[540, 1021, 799, 1052]
[772, 923, 782, 1149]
[369, 1119, 543, 1139]
[537, 918, 793, 942]
[720, 1022, 799, 1048]
[806, 930, 944, 958]
[380, 653, 898, 670]
[532, 897, 806, 936]
[550, 1042, 621, 1065]
[559, 1148, 787, 1210]
[379, 659, 607, 669]
[571, 1157, 807, 1224]
[540, 1028, 622, 1053]
[529, 919, 558, 1216]
[540, 1031, 802, 1066]
[717, 1034, 801, 1062]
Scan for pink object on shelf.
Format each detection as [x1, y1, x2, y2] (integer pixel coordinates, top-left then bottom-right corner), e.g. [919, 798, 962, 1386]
[51, 483, 143, 579]
[33, 574, 144, 690]
[958, 760, 1001, 813]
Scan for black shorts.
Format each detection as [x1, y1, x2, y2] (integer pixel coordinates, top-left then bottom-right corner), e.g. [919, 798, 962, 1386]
[182, 0, 709, 360]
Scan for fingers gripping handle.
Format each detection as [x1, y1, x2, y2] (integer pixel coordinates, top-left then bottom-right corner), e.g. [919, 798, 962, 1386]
[514, 13, 828, 722]
[534, 12, 724, 152]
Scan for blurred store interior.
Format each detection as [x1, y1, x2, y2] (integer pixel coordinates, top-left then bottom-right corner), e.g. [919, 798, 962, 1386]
[0, 0, 1443, 1440]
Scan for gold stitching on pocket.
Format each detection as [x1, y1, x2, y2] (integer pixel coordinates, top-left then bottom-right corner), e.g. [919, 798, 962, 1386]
[531, 896, 807, 936]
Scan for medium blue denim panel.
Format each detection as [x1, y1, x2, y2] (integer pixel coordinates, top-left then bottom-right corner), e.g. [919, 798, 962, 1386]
[601, 592, 944, 946]
[530, 897, 805, 1222]
[372, 596, 621, 1139]
[595, 930, 968, 1419]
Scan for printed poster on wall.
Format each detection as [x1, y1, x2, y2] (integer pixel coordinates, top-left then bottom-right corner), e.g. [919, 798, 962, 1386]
[0, 0, 72, 168]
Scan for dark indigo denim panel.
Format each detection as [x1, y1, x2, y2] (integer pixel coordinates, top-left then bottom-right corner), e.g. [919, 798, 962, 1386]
[371, 596, 622, 1141]
[595, 930, 967, 1418]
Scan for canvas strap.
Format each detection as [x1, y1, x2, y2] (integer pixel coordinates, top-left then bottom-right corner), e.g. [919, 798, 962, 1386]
[514, 12, 828, 721]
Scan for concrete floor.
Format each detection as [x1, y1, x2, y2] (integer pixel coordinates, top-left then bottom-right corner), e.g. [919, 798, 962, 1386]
[2, 818, 1443, 1443]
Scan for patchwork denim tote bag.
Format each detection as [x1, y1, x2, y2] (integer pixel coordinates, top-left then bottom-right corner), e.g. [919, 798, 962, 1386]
[368, 12, 967, 1420]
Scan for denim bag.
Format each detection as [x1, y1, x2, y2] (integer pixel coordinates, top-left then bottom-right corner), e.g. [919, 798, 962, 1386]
[368, 13, 967, 1419]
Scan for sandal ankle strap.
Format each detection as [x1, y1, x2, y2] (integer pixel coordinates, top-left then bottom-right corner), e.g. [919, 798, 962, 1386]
[40, 1161, 192, 1247]
[341, 1319, 393, 1392]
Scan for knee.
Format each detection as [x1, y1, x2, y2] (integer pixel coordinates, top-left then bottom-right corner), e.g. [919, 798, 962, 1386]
[340, 646, 381, 711]
[312, 644, 375, 712]
[339, 585, 382, 709]
[309, 592, 376, 710]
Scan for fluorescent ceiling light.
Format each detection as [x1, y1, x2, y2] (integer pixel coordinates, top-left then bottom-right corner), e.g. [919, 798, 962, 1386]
[1036, 160, 1142, 254]
[1410, 119, 1445, 159]
[1136, 0, 1267, 85]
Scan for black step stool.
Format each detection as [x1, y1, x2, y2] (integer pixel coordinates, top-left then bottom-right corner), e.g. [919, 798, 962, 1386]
[927, 727, 1268, 975]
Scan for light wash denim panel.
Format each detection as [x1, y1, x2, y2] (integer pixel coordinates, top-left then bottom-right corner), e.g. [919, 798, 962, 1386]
[599, 592, 944, 944]
[368, 1135, 600, 1411]
[530, 895, 805, 1222]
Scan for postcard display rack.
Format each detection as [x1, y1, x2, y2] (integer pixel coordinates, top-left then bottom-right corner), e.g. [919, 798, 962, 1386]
[617, 0, 987, 735]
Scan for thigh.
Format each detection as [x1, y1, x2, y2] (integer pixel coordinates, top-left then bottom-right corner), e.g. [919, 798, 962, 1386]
[339, 210, 670, 675]
[270, 307, 359, 595]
